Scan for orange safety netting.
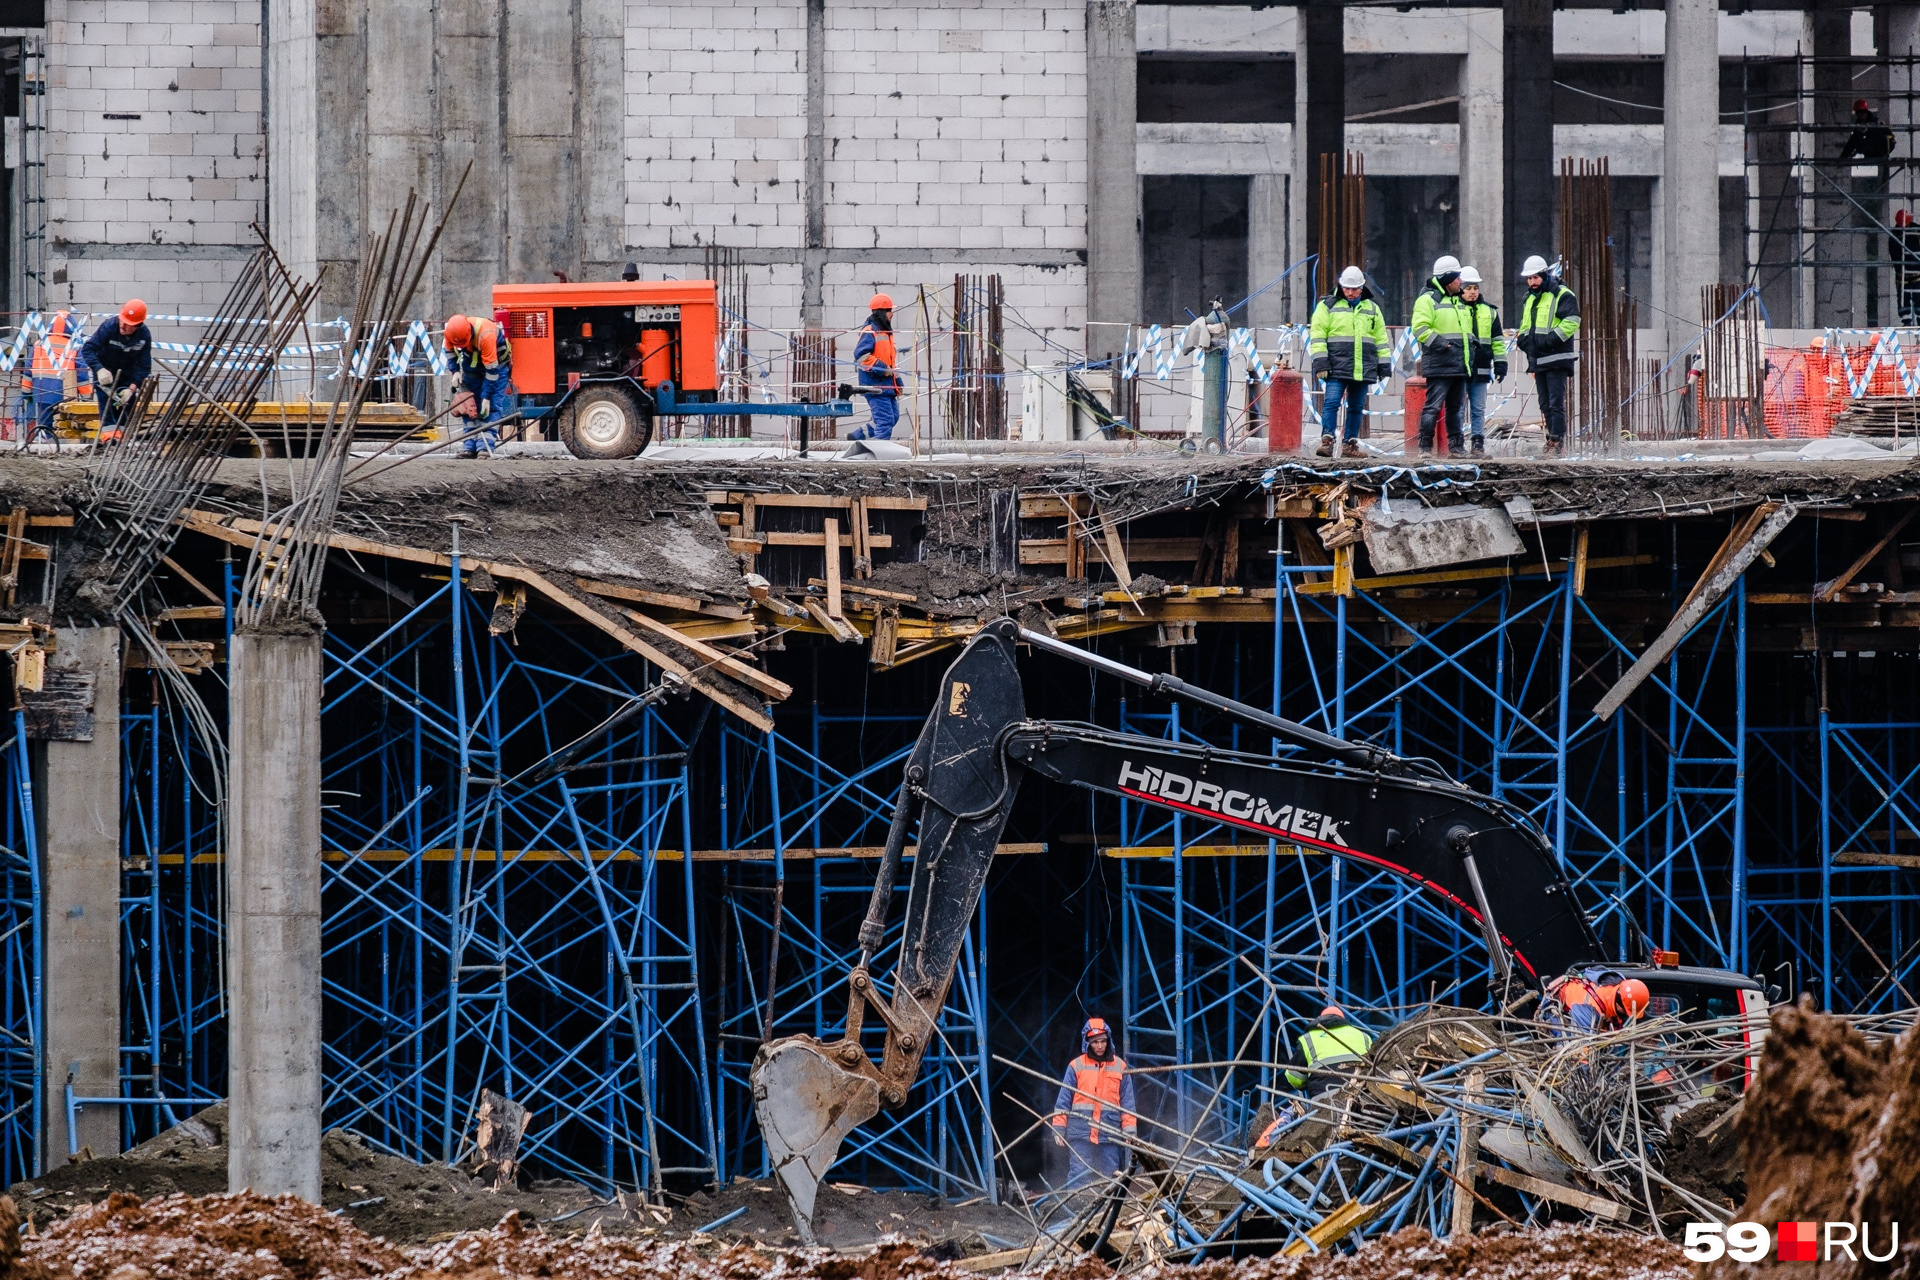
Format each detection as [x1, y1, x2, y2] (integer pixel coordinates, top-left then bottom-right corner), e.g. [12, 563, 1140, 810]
[1758, 347, 1850, 439]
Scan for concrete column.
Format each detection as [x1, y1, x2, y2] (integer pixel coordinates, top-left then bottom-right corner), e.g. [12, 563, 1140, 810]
[228, 632, 323, 1202]
[1502, 0, 1553, 304]
[579, 0, 628, 274]
[1086, 1, 1141, 334]
[39, 628, 120, 1169]
[1458, 9, 1504, 314]
[1249, 174, 1291, 329]
[803, 0, 826, 327]
[506, 0, 578, 281]
[265, 0, 320, 281]
[1299, 0, 1343, 299]
[438, 0, 506, 319]
[364, 1, 432, 309]
[1663, 0, 1719, 361]
[1892, 8, 1920, 227]
[1812, 9, 1853, 327]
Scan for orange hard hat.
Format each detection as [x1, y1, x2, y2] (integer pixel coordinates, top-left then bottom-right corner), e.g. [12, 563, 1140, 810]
[1320, 1005, 1346, 1020]
[444, 314, 473, 348]
[869, 293, 894, 312]
[119, 299, 146, 327]
[1617, 978, 1651, 1018]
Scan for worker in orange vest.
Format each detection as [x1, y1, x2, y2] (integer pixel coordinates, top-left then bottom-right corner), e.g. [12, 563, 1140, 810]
[21, 310, 79, 443]
[1050, 1016, 1136, 1189]
[444, 313, 515, 455]
[848, 293, 902, 442]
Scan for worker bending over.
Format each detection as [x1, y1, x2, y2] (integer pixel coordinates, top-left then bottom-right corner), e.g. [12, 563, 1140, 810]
[1284, 1005, 1375, 1096]
[1541, 969, 1650, 1034]
[444, 313, 515, 455]
[1458, 267, 1506, 457]
[1516, 256, 1580, 457]
[1309, 266, 1386, 459]
[849, 293, 903, 442]
[1410, 256, 1469, 455]
[1050, 1016, 1136, 1189]
[78, 299, 152, 444]
[22, 310, 79, 444]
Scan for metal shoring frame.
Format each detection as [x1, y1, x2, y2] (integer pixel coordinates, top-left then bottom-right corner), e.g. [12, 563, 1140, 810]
[0, 711, 41, 1179]
[1745, 653, 1920, 1014]
[304, 562, 719, 1192]
[711, 716, 995, 1195]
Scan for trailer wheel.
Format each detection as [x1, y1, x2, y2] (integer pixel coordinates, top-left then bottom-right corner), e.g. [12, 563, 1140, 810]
[560, 386, 653, 459]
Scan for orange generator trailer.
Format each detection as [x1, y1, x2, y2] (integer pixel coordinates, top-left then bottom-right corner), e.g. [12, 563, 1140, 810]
[493, 278, 852, 459]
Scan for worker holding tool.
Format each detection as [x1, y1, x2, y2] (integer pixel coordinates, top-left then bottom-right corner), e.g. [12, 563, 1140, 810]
[848, 293, 903, 442]
[1050, 1016, 1136, 1189]
[21, 310, 79, 445]
[1458, 266, 1507, 458]
[1283, 1005, 1375, 1097]
[77, 299, 153, 444]
[1309, 266, 1387, 459]
[1515, 255, 1579, 457]
[1410, 256, 1470, 456]
[443, 312, 516, 455]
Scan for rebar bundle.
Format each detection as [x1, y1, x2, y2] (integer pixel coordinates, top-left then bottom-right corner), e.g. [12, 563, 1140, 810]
[237, 183, 463, 631]
[1315, 150, 1366, 287]
[75, 235, 322, 615]
[948, 274, 1005, 439]
[1698, 283, 1766, 439]
[704, 245, 751, 439]
[1559, 157, 1634, 452]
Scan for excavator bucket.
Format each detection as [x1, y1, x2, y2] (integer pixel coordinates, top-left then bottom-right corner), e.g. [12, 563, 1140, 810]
[751, 1036, 881, 1243]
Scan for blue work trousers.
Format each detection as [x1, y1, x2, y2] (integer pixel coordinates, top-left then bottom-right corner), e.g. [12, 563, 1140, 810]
[1318, 380, 1367, 442]
[849, 393, 899, 441]
[1466, 379, 1487, 445]
[30, 376, 62, 439]
[460, 365, 517, 452]
[1062, 1134, 1127, 1189]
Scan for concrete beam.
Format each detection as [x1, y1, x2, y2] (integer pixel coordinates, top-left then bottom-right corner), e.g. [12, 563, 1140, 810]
[803, 0, 826, 328]
[228, 631, 323, 1202]
[1503, 0, 1553, 304]
[39, 627, 119, 1170]
[1663, 0, 1720, 360]
[1087, 1, 1141, 333]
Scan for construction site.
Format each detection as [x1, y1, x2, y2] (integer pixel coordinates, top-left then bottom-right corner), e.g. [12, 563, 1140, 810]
[0, 1, 1914, 1278]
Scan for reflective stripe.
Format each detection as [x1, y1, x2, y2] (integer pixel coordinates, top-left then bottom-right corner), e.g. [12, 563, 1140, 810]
[1063, 1055, 1134, 1142]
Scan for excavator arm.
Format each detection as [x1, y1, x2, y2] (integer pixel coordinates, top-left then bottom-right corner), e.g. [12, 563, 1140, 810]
[750, 618, 1602, 1240]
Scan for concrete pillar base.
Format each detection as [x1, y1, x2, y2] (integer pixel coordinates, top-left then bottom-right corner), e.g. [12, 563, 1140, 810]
[227, 630, 323, 1202]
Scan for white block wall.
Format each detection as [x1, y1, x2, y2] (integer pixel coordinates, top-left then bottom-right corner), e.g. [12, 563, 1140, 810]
[626, 0, 1089, 397]
[45, 0, 264, 311]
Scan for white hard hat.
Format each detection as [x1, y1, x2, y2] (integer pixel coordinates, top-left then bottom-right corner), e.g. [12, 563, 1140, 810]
[1337, 266, 1366, 289]
[1458, 265, 1482, 285]
[1432, 255, 1462, 277]
[1520, 254, 1550, 278]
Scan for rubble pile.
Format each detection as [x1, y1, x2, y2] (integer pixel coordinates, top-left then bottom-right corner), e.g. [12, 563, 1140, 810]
[3, 1191, 1692, 1280]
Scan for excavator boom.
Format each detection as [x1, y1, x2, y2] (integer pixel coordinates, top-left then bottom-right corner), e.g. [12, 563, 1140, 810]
[751, 619, 1602, 1240]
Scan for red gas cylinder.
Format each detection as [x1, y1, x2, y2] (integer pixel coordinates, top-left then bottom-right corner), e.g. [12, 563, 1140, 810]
[1268, 369, 1305, 452]
[1402, 376, 1425, 453]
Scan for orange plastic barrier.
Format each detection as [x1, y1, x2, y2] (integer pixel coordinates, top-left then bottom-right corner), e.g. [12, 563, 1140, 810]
[1760, 348, 1848, 439]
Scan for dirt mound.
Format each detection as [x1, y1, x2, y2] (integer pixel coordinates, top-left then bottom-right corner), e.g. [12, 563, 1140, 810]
[23, 1191, 404, 1280]
[1705, 999, 1920, 1278]
[7, 1107, 616, 1243]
